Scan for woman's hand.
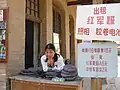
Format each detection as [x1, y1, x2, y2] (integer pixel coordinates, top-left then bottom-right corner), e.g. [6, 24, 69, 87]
[48, 59, 54, 66]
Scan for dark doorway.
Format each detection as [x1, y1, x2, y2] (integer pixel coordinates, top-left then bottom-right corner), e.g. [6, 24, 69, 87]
[69, 15, 75, 65]
[25, 20, 34, 69]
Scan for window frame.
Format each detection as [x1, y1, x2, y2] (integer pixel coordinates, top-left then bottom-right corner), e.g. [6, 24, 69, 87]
[26, 0, 40, 23]
[53, 6, 62, 54]
[0, 9, 8, 63]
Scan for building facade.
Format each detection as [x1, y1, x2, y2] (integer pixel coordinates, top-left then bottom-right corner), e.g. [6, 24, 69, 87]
[5, 0, 77, 77]
[1, 0, 120, 90]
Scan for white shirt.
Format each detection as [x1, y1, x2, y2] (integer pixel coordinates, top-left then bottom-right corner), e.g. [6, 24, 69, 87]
[41, 55, 65, 72]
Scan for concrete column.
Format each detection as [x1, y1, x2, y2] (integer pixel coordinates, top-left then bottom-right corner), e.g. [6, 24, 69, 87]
[34, 23, 39, 68]
[7, 0, 25, 76]
[40, 0, 53, 54]
[64, 11, 70, 59]
[68, 5, 77, 64]
[0, 0, 7, 9]
[59, 10, 66, 58]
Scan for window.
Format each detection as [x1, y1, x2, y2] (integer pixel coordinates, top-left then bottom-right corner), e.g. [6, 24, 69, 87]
[53, 33, 60, 54]
[53, 8, 61, 54]
[53, 9, 61, 34]
[25, 0, 40, 67]
[26, 0, 39, 18]
[0, 9, 8, 63]
[0, 22, 6, 60]
[115, 41, 120, 55]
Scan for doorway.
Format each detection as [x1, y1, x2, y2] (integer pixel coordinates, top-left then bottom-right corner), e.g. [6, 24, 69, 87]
[69, 15, 75, 65]
[25, 20, 34, 69]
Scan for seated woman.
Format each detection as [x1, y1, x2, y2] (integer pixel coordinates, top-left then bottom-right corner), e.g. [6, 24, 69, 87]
[41, 43, 65, 72]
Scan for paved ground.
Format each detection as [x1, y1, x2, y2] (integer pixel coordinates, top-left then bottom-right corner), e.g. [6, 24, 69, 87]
[102, 56, 120, 90]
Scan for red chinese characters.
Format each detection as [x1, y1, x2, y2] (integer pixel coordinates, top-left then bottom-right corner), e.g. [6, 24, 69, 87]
[116, 29, 120, 36]
[91, 55, 94, 60]
[97, 16, 104, 25]
[94, 7, 99, 15]
[87, 16, 94, 24]
[109, 29, 115, 36]
[96, 28, 120, 36]
[99, 55, 103, 60]
[86, 54, 108, 72]
[107, 16, 115, 24]
[81, 48, 112, 53]
[83, 46, 110, 73]
[86, 67, 107, 72]
[78, 28, 89, 35]
[96, 28, 102, 35]
[87, 7, 115, 25]
[94, 7, 106, 15]
[103, 28, 109, 36]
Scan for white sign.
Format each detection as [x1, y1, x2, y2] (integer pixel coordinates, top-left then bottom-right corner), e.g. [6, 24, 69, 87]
[76, 3, 120, 41]
[0, 10, 3, 21]
[77, 42, 118, 77]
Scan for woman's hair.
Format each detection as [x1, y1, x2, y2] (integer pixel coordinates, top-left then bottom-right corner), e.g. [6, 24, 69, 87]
[45, 43, 56, 52]
[45, 43, 59, 62]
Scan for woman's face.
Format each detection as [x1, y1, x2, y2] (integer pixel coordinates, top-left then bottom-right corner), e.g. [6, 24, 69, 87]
[45, 49, 55, 59]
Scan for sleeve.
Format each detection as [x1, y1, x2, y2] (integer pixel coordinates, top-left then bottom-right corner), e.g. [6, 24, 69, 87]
[52, 55, 65, 71]
[41, 55, 48, 72]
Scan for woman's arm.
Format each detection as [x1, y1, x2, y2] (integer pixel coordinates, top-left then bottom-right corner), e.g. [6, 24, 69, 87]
[41, 55, 48, 72]
[52, 55, 65, 71]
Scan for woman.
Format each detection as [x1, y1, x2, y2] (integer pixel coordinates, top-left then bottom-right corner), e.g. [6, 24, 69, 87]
[41, 43, 65, 72]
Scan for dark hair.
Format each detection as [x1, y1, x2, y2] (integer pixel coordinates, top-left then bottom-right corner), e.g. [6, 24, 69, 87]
[45, 43, 56, 52]
[45, 43, 59, 62]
